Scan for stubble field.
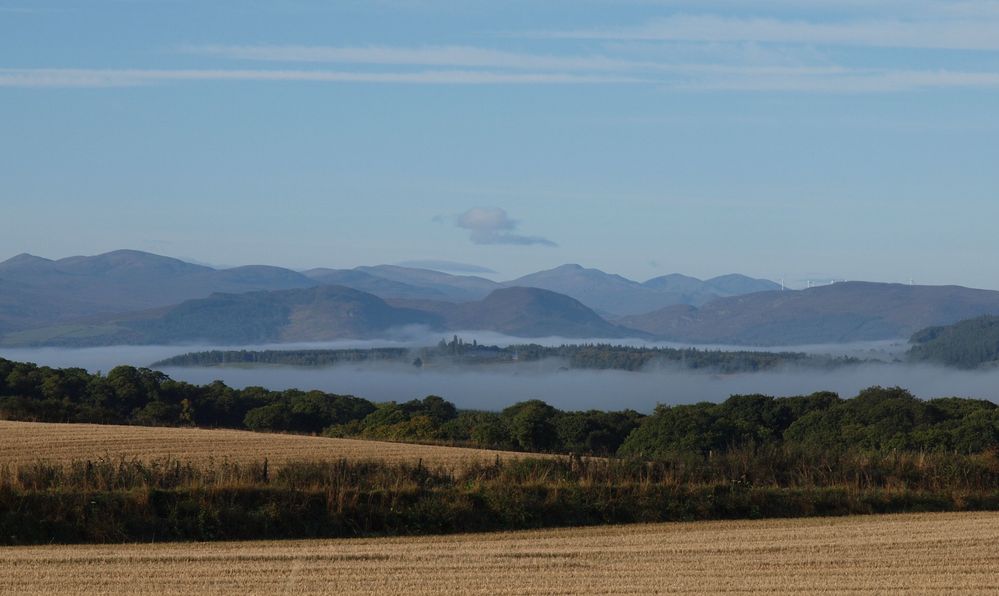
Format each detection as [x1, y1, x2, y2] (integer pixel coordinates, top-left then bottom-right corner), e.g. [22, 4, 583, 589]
[0, 420, 531, 471]
[0, 511, 996, 595]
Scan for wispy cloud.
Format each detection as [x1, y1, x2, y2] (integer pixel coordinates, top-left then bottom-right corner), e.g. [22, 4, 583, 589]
[455, 207, 557, 247]
[4, 64, 998, 93]
[0, 68, 642, 88]
[183, 44, 645, 72]
[537, 14, 999, 51]
[182, 44, 851, 77]
[682, 69, 999, 92]
[173, 43, 999, 93]
[7, 12, 999, 97]
[587, 0, 999, 19]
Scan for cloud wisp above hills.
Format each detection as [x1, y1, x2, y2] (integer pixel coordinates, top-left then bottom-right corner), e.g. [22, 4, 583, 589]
[4, 1, 999, 295]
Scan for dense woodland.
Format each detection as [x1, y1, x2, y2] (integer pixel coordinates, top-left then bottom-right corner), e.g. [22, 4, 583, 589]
[153, 338, 861, 373]
[2, 357, 998, 457]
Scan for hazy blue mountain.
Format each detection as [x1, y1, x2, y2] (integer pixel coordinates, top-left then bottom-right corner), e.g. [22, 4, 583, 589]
[306, 264, 781, 316]
[506, 265, 780, 315]
[643, 273, 780, 303]
[402, 286, 642, 338]
[211, 265, 317, 289]
[303, 264, 502, 301]
[133, 285, 444, 344]
[3, 285, 640, 346]
[394, 259, 496, 274]
[704, 274, 781, 295]
[618, 282, 999, 345]
[10, 249, 984, 349]
[302, 268, 455, 301]
[0, 278, 104, 334]
[0, 253, 59, 272]
[2, 285, 445, 346]
[641, 273, 706, 294]
[0, 251, 784, 333]
[0, 250, 317, 329]
[353, 265, 502, 301]
[457, 287, 643, 337]
[506, 264, 677, 316]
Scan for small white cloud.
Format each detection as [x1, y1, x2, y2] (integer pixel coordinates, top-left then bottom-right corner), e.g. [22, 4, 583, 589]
[457, 207, 517, 232]
[455, 207, 557, 247]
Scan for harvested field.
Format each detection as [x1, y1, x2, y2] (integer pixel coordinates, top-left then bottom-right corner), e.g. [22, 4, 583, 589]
[1, 511, 997, 595]
[0, 420, 531, 471]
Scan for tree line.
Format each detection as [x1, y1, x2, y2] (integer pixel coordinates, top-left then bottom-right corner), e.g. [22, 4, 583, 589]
[2, 357, 998, 457]
[153, 339, 861, 373]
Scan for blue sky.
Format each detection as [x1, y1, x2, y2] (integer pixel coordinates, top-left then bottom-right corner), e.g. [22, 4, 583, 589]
[1, 0, 998, 287]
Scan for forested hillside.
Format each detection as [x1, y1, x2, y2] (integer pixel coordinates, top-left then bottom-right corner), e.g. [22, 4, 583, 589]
[909, 315, 999, 369]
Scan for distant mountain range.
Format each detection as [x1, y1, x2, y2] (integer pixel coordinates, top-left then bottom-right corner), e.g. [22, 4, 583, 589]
[3, 250, 999, 347]
[0, 250, 316, 332]
[0, 250, 776, 331]
[507, 264, 779, 315]
[618, 282, 999, 345]
[3, 285, 636, 346]
[302, 265, 499, 302]
[303, 263, 779, 314]
[394, 287, 635, 338]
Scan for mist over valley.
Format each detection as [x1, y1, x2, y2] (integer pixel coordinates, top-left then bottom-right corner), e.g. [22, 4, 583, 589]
[2, 336, 995, 413]
[5, 250, 998, 411]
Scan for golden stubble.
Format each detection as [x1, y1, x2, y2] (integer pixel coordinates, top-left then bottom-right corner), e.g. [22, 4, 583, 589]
[1, 511, 997, 595]
[0, 420, 535, 472]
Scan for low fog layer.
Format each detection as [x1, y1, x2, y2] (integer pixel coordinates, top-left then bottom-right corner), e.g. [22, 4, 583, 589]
[0, 331, 908, 368]
[155, 363, 999, 412]
[2, 341, 995, 413]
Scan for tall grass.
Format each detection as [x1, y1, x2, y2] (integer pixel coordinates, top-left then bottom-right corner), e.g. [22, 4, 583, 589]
[2, 448, 998, 545]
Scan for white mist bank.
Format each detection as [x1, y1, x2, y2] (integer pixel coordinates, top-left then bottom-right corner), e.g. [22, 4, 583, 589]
[151, 363, 999, 413]
[0, 333, 909, 370]
[1, 343, 995, 413]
